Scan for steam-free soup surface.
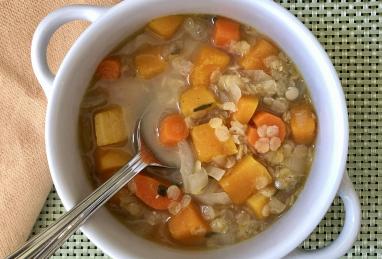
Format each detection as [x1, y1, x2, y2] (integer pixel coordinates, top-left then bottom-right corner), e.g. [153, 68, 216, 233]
[79, 14, 317, 249]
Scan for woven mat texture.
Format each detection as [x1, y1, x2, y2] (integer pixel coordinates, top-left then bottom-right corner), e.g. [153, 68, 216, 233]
[32, 0, 382, 258]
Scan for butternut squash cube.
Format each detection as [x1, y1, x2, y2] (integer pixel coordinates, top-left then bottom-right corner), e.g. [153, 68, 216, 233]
[290, 103, 317, 144]
[134, 46, 167, 79]
[180, 88, 216, 117]
[233, 96, 259, 124]
[94, 106, 127, 146]
[219, 155, 272, 204]
[148, 15, 185, 39]
[191, 123, 237, 162]
[168, 203, 209, 245]
[246, 192, 270, 220]
[239, 38, 279, 70]
[190, 46, 231, 87]
[189, 64, 218, 87]
[95, 148, 131, 174]
[194, 46, 231, 67]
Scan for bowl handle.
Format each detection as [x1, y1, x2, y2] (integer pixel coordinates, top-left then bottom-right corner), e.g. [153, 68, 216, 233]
[286, 173, 361, 258]
[31, 5, 109, 99]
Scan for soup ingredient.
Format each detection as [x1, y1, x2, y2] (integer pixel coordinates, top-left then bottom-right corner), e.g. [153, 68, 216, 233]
[213, 18, 240, 47]
[246, 126, 259, 146]
[285, 86, 299, 101]
[252, 111, 286, 142]
[133, 174, 176, 210]
[191, 123, 237, 162]
[239, 38, 279, 71]
[290, 103, 316, 144]
[187, 161, 209, 194]
[95, 57, 121, 80]
[94, 106, 127, 146]
[246, 192, 270, 220]
[219, 155, 272, 204]
[147, 15, 185, 39]
[233, 96, 259, 124]
[178, 140, 196, 193]
[95, 148, 131, 174]
[190, 46, 231, 87]
[180, 88, 216, 117]
[159, 114, 189, 147]
[168, 203, 210, 244]
[194, 192, 231, 206]
[134, 46, 167, 79]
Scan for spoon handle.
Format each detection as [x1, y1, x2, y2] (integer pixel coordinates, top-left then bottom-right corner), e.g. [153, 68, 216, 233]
[8, 153, 147, 259]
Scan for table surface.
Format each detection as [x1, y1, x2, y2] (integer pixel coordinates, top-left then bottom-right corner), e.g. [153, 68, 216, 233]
[32, 0, 382, 258]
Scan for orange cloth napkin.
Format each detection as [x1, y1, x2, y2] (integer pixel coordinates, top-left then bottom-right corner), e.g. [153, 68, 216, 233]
[0, 0, 117, 257]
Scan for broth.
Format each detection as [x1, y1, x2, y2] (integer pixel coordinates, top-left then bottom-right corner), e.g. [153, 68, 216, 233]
[79, 14, 316, 249]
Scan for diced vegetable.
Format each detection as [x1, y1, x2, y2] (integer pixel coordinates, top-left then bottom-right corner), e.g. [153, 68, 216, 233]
[133, 174, 177, 210]
[239, 38, 279, 70]
[189, 64, 218, 87]
[134, 46, 167, 79]
[213, 18, 240, 47]
[246, 126, 259, 146]
[148, 15, 185, 39]
[219, 155, 272, 204]
[290, 103, 316, 144]
[252, 111, 286, 142]
[191, 123, 237, 162]
[233, 96, 259, 124]
[94, 106, 127, 146]
[180, 88, 216, 117]
[246, 192, 270, 220]
[168, 203, 210, 244]
[96, 57, 121, 80]
[159, 114, 189, 147]
[95, 148, 131, 175]
[190, 46, 231, 87]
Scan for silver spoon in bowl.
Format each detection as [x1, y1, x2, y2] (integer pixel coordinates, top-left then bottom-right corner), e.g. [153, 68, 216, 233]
[8, 116, 178, 259]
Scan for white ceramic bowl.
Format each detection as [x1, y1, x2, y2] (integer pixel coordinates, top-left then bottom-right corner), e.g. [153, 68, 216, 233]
[31, 0, 361, 258]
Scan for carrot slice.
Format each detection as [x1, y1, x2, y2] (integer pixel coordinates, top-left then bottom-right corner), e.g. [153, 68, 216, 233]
[159, 114, 189, 147]
[133, 174, 174, 210]
[213, 18, 240, 47]
[252, 111, 286, 142]
[96, 57, 121, 80]
[246, 126, 260, 146]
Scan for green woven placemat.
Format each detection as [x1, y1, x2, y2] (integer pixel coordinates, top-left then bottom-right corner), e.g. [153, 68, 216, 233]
[32, 0, 382, 258]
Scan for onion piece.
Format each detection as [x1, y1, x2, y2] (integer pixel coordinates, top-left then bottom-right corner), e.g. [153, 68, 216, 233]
[187, 167, 209, 194]
[178, 141, 195, 193]
[206, 166, 226, 181]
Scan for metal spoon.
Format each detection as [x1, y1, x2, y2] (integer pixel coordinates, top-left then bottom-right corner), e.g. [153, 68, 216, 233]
[8, 117, 176, 259]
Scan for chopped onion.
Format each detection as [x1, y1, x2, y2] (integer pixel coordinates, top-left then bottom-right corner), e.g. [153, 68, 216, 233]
[178, 141, 195, 193]
[206, 166, 226, 181]
[194, 192, 232, 205]
[187, 167, 209, 194]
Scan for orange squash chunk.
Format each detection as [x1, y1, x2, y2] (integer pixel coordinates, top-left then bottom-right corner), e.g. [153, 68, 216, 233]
[219, 155, 272, 204]
[190, 46, 231, 87]
[233, 96, 259, 124]
[148, 15, 185, 39]
[95, 148, 130, 175]
[168, 203, 209, 245]
[290, 103, 316, 144]
[191, 123, 237, 162]
[239, 38, 279, 70]
[94, 106, 127, 146]
[246, 192, 270, 220]
[134, 46, 167, 79]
